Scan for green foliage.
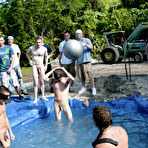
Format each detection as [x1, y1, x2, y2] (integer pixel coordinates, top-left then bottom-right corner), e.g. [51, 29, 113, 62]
[0, 0, 147, 65]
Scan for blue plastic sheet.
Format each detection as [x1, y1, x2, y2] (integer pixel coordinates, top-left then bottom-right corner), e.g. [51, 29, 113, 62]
[6, 94, 148, 128]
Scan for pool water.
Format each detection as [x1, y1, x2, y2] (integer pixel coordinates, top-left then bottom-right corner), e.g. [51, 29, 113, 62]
[11, 107, 148, 148]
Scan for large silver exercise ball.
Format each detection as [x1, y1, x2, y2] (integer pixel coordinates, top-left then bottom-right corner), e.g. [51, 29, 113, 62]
[63, 39, 83, 60]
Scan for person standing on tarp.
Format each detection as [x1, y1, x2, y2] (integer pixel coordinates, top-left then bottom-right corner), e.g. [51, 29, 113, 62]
[59, 32, 76, 92]
[7, 36, 28, 95]
[0, 35, 24, 100]
[26, 36, 48, 104]
[92, 105, 128, 148]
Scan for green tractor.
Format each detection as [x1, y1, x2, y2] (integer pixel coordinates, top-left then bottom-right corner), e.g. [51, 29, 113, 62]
[101, 22, 148, 64]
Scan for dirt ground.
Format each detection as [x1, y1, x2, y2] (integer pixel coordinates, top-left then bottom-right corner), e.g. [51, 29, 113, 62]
[21, 58, 148, 102]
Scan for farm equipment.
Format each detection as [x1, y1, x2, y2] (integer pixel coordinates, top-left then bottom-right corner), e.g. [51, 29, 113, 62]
[101, 22, 148, 64]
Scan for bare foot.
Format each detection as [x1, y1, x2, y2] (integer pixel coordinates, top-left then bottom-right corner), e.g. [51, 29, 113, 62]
[42, 97, 48, 101]
[33, 98, 38, 104]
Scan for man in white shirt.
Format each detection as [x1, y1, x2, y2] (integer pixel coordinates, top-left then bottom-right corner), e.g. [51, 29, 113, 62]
[7, 36, 28, 95]
[59, 32, 76, 92]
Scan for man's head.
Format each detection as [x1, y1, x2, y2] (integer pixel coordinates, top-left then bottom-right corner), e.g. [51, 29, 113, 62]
[53, 68, 66, 80]
[64, 32, 70, 41]
[7, 36, 14, 46]
[0, 35, 5, 48]
[0, 85, 10, 102]
[35, 36, 44, 48]
[75, 29, 83, 40]
[93, 105, 112, 130]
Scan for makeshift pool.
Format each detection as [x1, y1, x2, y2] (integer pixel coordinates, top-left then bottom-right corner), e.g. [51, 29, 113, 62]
[6, 95, 148, 148]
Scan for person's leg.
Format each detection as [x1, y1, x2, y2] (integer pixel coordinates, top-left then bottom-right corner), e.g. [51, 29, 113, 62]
[32, 66, 39, 103]
[10, 69, 24, 99]
[54, 102, 62, 121]
[0, 72, 13, 95]
[63, 103, 73, 122]
[39, 66, 48, 101]
[77, 64, 86, 94]
[85, 63, 96, 96]
[14, 65, 28, 94]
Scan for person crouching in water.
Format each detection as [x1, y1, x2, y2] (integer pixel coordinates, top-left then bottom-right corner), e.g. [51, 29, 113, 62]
[92, 105, 128, 148]
[0, 85, 15, 148]
[44, 67, 74, 122]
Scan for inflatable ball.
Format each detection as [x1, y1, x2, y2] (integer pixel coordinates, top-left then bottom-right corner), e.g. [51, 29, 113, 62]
[63, 40, 83, 60]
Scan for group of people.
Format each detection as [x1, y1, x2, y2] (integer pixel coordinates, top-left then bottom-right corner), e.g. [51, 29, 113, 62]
[0, 30, 129, 148]
[0, 85, 128, 147]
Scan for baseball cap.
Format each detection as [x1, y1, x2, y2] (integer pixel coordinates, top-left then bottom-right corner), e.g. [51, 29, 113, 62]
[75, 29, 83, 34]
[7, 36, 14, 40]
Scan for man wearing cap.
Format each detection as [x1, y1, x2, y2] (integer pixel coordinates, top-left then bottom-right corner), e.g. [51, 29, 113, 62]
[59, 32, 76, 92]
[75, 29, 96, 96]
[7, 36, 28, 95]
[0, 35, 24, 100]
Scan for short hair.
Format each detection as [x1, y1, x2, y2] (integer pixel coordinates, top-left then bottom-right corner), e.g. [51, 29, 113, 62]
[53, 68, 66, 80]
[35, 36, 44, 42]
[64, 32, 70, 35]
[93, 105, 112, 129]
[0, 85, 10, 100]
[0, 35, 4, 39]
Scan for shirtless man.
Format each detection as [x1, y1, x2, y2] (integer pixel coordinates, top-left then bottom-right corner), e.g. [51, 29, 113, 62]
[0, 85, 15, 148]
[26, 36, 48, 104]
[44, 67, 74, 122]
[92, 105, 128, 148]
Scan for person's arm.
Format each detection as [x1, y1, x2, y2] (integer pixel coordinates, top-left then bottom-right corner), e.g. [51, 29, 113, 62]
[58, 52, 62, 66]
[26, 47, 33, 66]
[7, 55, 15, 74]
[44, 48, 48, 71]
[48, 52, 54, 60]
[17, 45, 21, 61]
[81, 42, 93, 50]
[81, 38, 93, 50]
[17, 53, 21, 61]
[61, 67, 74, 81]
[44, 68, 56, 81]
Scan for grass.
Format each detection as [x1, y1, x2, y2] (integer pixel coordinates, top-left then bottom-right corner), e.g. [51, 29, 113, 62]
[21, 67, 32, 74]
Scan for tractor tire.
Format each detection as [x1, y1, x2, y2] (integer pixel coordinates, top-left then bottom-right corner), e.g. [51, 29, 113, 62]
[134, 52, 143, 63]
[101, 46, 119, 64]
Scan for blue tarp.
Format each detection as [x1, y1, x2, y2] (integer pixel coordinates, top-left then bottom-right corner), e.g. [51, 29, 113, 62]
[6, 94, 148, 128]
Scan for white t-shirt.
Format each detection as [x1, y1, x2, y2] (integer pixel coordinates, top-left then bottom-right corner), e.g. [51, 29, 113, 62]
[11, 44, 21, 67]
[59, 40, 73, 64]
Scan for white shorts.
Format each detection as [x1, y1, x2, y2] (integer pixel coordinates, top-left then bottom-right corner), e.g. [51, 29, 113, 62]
[0, 69, 19, 88]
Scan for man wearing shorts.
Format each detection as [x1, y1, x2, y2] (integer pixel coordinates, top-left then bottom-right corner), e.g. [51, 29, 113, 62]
[26, 36, 48, 104]
[44, 67, 74, 122]
[75, 29, 96, 95]
[59, 32, 76, 92]
[7, 36, 28, 95]
[0, 35, 24, 100]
